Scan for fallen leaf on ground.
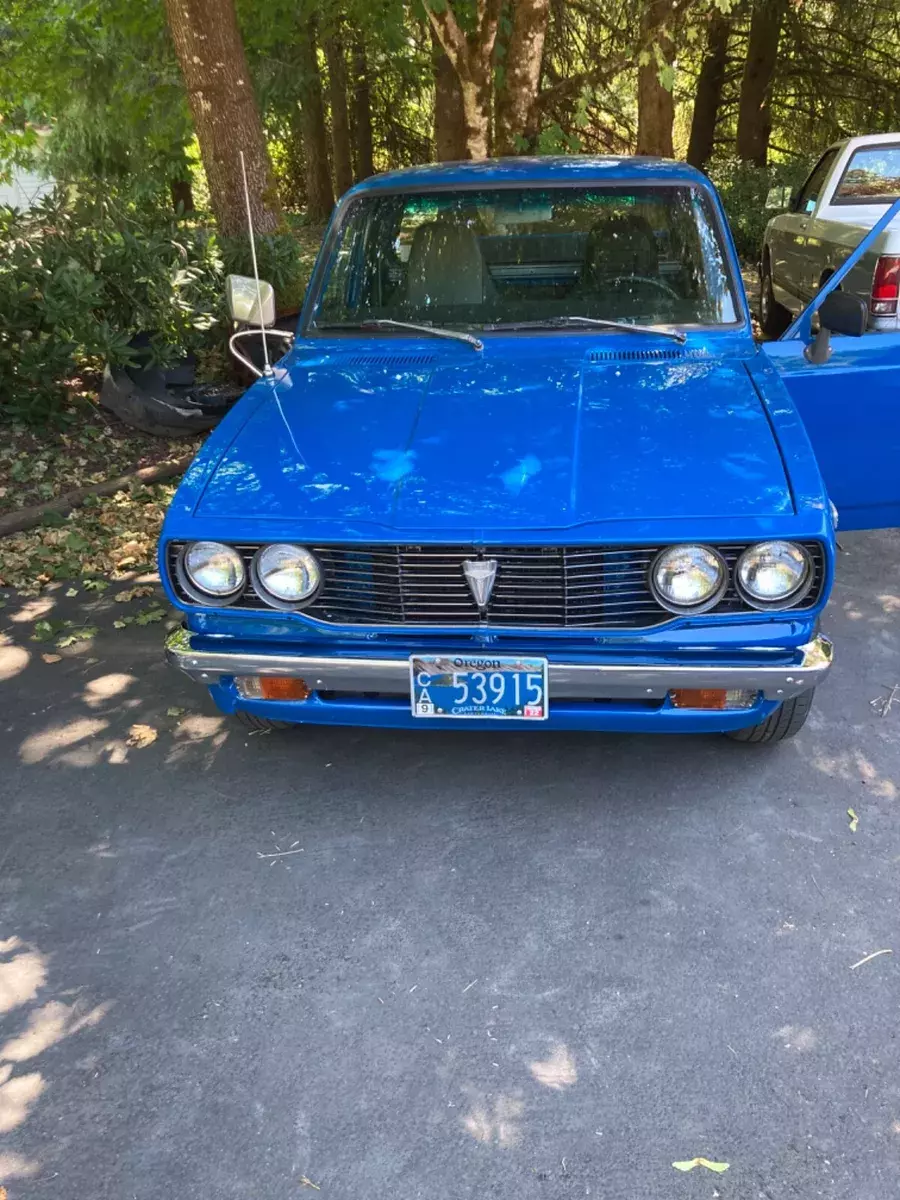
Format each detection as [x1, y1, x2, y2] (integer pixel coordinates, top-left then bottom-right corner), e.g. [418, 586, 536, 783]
[58, 625, 98, 647]
[65, 586, 79, 597]
[166, 706, 186, 717]
[126, 724, 158, 748]
[114, 585, 155, 603]
[848, 807, 859, 833]
[298, 1177, 321, 1190]
[41, 653, 62, 663]
[673, 1158, 730, 1173]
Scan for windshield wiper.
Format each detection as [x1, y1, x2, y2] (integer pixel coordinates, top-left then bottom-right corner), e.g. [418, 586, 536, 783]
[315, 318, 482, 350]
[485, 316, 686, 344]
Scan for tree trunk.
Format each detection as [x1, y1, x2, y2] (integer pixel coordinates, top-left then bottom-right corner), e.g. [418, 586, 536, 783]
[424, 0, 502, 160]
[324, 29, 354, 197]
[432, 30, 467, 160]
[736, 0, 787, 166]
[636, 0, 675, 157]
[295, 15, 335, 220]
[163, 0, 279, 236]
[686, 10, 731, 170]
[349, 38, 375, 180]
[494, 0, 550, 155]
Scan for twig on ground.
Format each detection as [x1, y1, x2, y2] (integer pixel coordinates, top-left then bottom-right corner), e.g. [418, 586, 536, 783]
[870, 684, 900, 717]
[850, 949, 893, 971]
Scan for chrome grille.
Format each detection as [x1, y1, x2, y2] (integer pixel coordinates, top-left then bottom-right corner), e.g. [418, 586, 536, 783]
[166, 541, 825, 630]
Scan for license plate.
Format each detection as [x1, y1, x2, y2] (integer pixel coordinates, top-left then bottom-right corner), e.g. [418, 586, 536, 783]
[410, 655, 549, 720]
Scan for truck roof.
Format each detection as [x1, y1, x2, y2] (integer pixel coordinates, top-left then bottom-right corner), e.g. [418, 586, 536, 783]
[347, 155, 712, 197]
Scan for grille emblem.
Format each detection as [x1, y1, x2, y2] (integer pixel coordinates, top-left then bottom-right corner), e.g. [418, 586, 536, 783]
[462, 558, 498, 609]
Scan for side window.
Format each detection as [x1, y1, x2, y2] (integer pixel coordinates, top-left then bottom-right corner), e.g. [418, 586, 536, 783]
[833, 145, 900, 205]
[795, 150, 839, 215]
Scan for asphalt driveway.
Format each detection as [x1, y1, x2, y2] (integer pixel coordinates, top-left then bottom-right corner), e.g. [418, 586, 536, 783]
[2, 529, 900, 1199]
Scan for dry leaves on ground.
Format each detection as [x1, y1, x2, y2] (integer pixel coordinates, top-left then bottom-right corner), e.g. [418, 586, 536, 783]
[126, 724, 158, 748]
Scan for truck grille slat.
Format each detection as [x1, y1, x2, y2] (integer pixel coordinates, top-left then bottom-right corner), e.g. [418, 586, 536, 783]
[167, 541, 825, 630]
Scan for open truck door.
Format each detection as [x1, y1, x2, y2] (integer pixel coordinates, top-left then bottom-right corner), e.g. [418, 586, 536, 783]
[761, 197, 900, 531]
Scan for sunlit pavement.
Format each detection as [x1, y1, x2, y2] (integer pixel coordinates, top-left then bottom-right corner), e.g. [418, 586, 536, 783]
[2, 529, 900, 1199]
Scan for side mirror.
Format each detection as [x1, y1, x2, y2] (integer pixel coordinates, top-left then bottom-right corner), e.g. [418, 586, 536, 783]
[226, 274, 275, 327]
[805, 290, 867, 364]
[765, 185, 792, 210]
[819, 290, 867, 337]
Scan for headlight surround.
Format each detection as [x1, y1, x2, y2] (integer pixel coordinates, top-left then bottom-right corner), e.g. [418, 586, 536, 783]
[736, 541, 811, 607]
[252, 543, 321, 608]
[180, 541, 245, 600]
[650, 544, 727, 614]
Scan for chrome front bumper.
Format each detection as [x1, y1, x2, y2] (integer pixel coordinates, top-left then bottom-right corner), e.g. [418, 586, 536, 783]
[165, 629, 832, 702]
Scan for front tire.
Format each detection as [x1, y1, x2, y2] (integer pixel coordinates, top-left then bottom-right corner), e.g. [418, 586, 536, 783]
[727, 689, 815, 744]
[235, 711, 292, 732]
[759, 254, 792, 338]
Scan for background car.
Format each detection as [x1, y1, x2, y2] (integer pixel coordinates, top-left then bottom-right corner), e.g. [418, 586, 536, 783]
[760, 132, 900, 336]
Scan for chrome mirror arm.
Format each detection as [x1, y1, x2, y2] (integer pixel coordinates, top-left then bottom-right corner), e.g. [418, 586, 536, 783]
[228, 328, 294, 379]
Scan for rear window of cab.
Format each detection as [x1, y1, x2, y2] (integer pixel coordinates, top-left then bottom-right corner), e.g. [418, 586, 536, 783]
[834, 144, 900, 205]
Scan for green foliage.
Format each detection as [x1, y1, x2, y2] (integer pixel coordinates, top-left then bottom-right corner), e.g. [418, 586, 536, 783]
[709, 159, 812, 262]
[0, 186, 225, 423]
[222, 230, 310, 312]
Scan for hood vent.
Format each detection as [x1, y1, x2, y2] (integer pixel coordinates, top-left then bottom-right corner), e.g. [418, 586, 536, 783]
[347, 354, 437, 368]
[588, 347, 707, 363]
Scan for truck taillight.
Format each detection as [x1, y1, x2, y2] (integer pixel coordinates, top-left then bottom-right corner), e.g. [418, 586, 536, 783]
[871, 255, 900, 316]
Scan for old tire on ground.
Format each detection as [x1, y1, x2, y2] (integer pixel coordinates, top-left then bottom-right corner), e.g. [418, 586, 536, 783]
[234, 711, 293, 732]
[759, 254, 792, 338]
[726, 688, 815, 744]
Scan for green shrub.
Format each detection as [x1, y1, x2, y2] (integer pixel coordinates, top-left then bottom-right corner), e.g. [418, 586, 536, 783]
[708, 159, 812, 263]
[0, 186, 225, 424]
[221, 229, 311, 312]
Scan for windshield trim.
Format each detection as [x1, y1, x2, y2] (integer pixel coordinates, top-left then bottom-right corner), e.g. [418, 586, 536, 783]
[300, 178, 749, 338]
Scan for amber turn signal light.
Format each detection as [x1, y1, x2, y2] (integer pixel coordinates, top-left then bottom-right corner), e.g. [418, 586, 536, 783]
[259, 677, 311, 700]
[669, 688, 757, 710]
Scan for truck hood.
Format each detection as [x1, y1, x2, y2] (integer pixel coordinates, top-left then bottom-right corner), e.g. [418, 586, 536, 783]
[195, 349, 792, 533]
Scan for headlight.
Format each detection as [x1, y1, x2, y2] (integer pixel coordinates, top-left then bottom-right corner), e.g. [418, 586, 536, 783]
[182, 541, 245, 598]
[252, 544, 321, 606]
[651, 544, 726, 612]
[736, 541, 810, 606]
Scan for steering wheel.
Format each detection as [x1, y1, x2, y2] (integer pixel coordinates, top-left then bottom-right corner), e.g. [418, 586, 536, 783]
[602, 274, 680, 300]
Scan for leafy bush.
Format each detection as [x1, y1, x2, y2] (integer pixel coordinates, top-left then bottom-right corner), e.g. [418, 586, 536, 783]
[709, 159, 812, 263]
[0, 186, 225, 423]
[221, 229, 311, 312]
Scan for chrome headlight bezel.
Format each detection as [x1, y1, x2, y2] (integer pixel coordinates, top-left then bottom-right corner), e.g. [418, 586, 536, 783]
[177, 541, 246, 604]
[649, 544, 728, 615]
[251, 543, 322, 610]
[735, 540, 812, 609]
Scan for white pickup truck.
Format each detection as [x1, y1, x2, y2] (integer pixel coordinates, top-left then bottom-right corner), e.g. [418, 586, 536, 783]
[760, 133, 900, 336]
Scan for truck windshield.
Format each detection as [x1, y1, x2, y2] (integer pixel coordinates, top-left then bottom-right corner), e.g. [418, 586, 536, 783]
[311, 184, 739, 333]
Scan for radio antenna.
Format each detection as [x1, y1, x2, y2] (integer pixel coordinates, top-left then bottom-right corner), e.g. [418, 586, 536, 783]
[239, 149, 272, 377]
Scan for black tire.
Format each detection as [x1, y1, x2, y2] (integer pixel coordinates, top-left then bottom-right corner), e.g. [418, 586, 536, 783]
[759, 253, 792, 338]
[235, 711, 292, 732]
[726, 688, 815, 744]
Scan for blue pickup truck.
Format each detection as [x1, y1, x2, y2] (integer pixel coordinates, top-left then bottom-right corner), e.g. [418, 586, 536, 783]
[159, 156, 900, 743]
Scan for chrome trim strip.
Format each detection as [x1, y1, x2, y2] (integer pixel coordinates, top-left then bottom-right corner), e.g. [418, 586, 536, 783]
[165, 629, 832, 702]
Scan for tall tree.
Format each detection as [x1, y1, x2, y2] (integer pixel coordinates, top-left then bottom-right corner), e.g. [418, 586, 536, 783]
[324, 25, 354, 196]
[349, 36, 375, 180]
[636, 0, 675, 157]
[686, 8, 732, 170]
[294, 14, 335, 219]
[431, 29, 467, 161]
[163, 0, 279, 235]
[423, 0, 502, 159]
[494, 0, 551, 155]
[736, 0, 788, 165]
